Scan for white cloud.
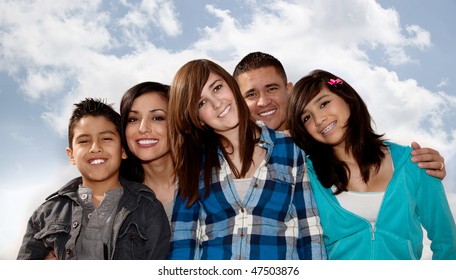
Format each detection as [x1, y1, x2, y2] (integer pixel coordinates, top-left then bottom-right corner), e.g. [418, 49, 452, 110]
[138, 0, 181, 35]
[2, 0, 454, 169]
[438, 77, 449, 88]
[119, 0, 181, 41]
[154, 0, 181, 36]
[20, 70, 66, 100]
[384, 46, 415, 65]
[3, 0, 455, 173]
[0, 1, 111, 67]
[405, 24, 431, 49]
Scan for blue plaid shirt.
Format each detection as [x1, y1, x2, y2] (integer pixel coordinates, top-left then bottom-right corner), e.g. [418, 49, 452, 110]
[169, 125, 326, 260]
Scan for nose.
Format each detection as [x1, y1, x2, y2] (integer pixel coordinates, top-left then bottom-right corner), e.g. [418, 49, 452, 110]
[90, 141, 102, 153]
[314, 112, 327, 126]
[139, 119, 151, 134]
[257, 93, 271, 107]
[211, 97, 222, 110]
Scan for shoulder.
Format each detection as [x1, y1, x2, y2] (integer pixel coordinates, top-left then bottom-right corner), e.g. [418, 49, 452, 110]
[386, 142, 439, 184]
[386, 141, 413, 168]
[120, 177, 159, 203]
[44, 177, 81, 202]
[387, 141, 412, 155]
[29, 178, 81, 219]
[259, 125, 297, 146]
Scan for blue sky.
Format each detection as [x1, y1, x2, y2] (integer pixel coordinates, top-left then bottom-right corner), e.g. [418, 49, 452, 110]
[1, 0, 455, 260]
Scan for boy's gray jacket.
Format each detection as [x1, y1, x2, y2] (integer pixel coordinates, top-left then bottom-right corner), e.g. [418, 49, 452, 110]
[17, 177, 170, 260]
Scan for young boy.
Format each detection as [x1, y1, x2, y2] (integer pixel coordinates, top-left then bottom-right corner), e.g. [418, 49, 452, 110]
[17, 98, 170, 260]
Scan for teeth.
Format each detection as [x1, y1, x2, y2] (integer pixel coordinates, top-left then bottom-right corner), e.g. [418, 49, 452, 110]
[219, 106, 230, 118]
[259, 109, 276, 117]
[321, 122, 335, 134]
[90, 159, 105, 165]
[138, 139, 158, 145]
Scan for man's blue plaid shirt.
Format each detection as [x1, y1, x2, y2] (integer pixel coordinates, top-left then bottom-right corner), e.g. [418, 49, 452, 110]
[169, 125, 326, 260]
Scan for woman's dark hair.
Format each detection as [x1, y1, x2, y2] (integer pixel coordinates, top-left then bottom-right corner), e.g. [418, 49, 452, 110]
[287, 69, 386, 194]
[119, 81, 170, 182]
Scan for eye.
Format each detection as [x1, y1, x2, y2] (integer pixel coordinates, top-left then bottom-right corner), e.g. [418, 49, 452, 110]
[151, 115, 166, 121]
[213, 84, 222, 92]
[101, 136, 114, 142]
[198, 99, 206, 109]
[128, 117, 138, 123]
[77, 138, 89, 144]
[320, 100, 330, 108]
[302, 114, 311, 123]
[244, 91, 256, 99]
[267, 86, 279, 93]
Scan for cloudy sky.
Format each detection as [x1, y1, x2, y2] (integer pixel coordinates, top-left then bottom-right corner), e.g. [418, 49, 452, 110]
[1, 0, 455, 260]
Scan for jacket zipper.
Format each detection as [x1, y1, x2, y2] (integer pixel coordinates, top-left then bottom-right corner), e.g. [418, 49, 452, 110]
[371, 225, 376, 240]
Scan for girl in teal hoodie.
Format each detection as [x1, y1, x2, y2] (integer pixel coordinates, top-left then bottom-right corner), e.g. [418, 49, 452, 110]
[287, 69, 456, 259]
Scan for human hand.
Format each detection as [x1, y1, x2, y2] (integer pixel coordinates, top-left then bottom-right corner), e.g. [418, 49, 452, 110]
[44, 250, 57, 260]
[410, 141, 446, 180]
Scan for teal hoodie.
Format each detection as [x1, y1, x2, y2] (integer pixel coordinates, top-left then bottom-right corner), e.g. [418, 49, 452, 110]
[308, 142, 456, 260]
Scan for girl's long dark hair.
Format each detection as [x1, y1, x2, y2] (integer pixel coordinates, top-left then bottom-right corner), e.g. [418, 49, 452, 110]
[287, 69, 386, 194]
[119, 81, 170, 183]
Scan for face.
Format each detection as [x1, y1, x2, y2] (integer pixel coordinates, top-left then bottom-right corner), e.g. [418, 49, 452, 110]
[236, 66, 292, 131]
[301, 87, 350, 148]
[197, 72, 239, 134]
[125, 92, 170, 163]
[66, 116, 127, 188]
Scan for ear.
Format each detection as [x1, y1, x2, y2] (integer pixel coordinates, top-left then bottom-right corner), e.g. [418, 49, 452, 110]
[66, 147, 76, 165]
[286, 82, 293, 94]
[121, 148, 128, 160]
[199, 117, 205, 127]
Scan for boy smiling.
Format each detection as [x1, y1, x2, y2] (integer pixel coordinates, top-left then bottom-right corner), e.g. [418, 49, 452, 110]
[18, 98, 170, 259]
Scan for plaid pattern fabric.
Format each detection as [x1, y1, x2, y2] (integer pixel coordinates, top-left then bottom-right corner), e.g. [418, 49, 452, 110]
[169, 125, 326, 260]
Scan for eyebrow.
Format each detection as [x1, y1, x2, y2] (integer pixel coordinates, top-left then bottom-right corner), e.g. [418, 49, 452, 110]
[75, 130, 116, 139]
[208, 78, 222, 90]
[265, 82, 280, 88]
[312, 94, 329, 105]
[244, 82, 280, 95]
[129, 108, 166, 114]
[99, 130, 117, 136]
[303, 94, 330, 113]
[244, 88, 255, 95]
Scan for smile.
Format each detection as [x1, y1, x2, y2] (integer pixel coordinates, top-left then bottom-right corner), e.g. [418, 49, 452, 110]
[321, 121, 336, 134]
[137, 139, 158, 145]
[259, 109, 276, 117]
[218, 105, 231, 118]
[89, 158, 106, 165]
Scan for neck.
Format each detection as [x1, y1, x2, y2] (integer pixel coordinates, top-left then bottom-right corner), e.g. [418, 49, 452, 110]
[333, 144, 354, 163]
[142, 153, 176, 189]
[218, 125, 241, 157]
[82, 176, 121, 208]
[142, 154, 176, 205]
[82, 176, 121, 196]
[225, 125, 263, 179]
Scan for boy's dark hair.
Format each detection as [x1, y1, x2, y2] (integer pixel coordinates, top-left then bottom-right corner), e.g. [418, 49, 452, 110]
[233, 51, 288, 83]
[68, 98, 121, 148]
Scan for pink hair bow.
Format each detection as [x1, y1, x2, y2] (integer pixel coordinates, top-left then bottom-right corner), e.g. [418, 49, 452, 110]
[328, 78, 343, 85]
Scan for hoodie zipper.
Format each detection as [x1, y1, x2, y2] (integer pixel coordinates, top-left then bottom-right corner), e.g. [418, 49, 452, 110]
[371, 225, 376, 240]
